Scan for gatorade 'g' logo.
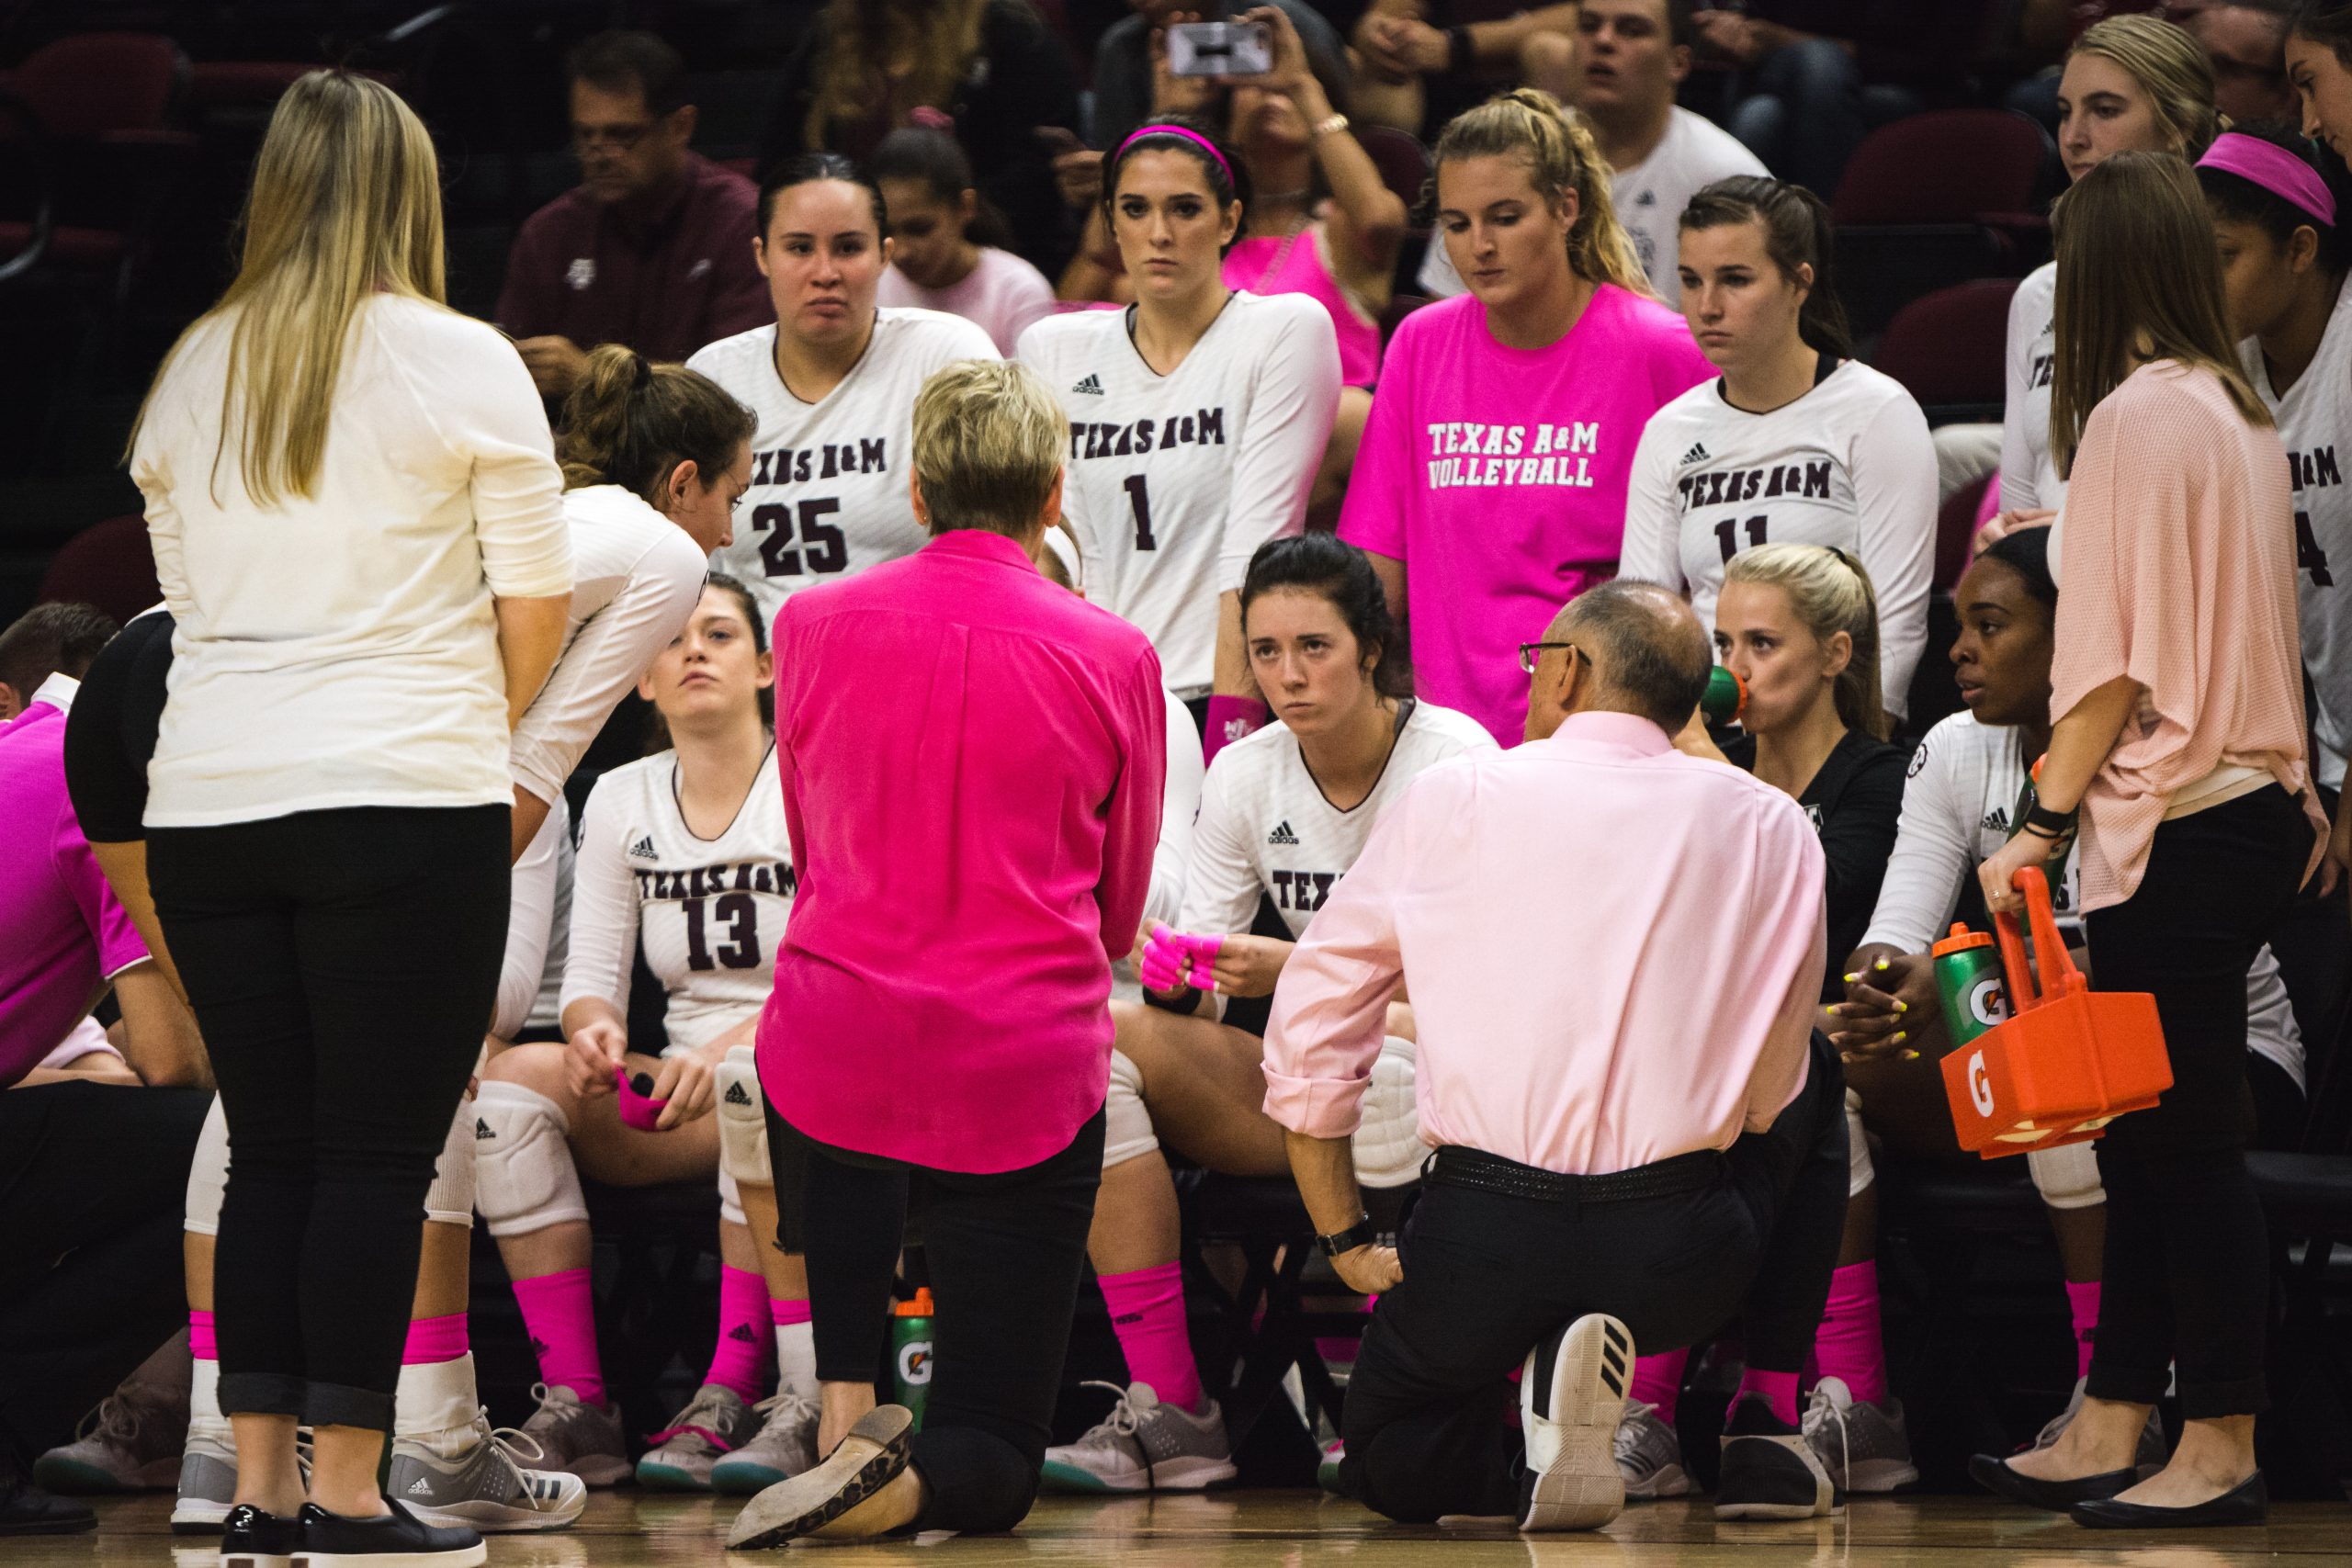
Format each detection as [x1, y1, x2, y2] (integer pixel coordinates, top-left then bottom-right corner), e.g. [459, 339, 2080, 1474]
[1967, 1051, 1996, 1118]
[1968, 976, 2007, 1029]
[897, 1341, 933, 1387]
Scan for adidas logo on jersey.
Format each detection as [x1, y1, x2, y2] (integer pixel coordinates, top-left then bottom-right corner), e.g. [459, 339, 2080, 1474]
[729, 1324, 761, 1343]
[1070, 373, 1105, 396]
[1679, 441, 1711, 467]
[475, 1118, 495, 1140]
[628, 836, 657, 859]
[1267, 820, 1299, 845]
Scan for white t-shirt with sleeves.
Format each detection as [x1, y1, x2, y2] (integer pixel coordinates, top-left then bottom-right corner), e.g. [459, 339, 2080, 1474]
[687, 309, 999, 632]
[135, 294, 573, 824]
[1179, 699, 1496, 939]
[510, 485, 710, 807]
[1016, 291, 1342, 696]
[2240, 283, 2352, 789]
[1998, 263, 2063, 513]
[1620, 359, 1938, 716]
[561, 746, 796, 1055]
[1863, 710, 2301, 1084]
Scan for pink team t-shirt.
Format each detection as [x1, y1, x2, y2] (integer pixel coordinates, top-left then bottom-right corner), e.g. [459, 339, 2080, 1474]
[1340, 287, 1713, 744]
[0, 697, 147, 1087]
[876, 247, 1057, 355]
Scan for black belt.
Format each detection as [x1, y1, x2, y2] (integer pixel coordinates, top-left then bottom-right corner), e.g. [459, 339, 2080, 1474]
[1425, 1145, 1725, 1204]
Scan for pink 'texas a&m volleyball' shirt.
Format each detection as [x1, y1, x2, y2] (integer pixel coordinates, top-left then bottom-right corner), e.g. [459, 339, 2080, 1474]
[1340, 287, 1712, 745]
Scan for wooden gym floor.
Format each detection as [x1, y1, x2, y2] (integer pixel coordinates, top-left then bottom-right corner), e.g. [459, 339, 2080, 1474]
[46, 1491, 2352, 1566]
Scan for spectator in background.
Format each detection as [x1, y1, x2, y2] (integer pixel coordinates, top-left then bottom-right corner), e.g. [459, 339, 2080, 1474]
[1419, 0, 1770, 303]
[1350, 0, 1585, 138]
[1089, 0, 1350, 148]
[758, 0, 1082, 277]
[497, 32, 769, 401]
[0, 603, 118, 723]
[2186, 2, 2297, 122]
[871, 128, 1057, 354]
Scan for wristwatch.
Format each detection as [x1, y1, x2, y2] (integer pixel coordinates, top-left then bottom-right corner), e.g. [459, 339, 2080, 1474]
[1317, 1214, 1379, 1257]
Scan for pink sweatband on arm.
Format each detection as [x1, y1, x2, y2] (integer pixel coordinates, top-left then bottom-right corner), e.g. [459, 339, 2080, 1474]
[1204, 695, 1270, 766]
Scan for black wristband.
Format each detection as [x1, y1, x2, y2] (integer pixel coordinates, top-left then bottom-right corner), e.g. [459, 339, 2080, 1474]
[1317, 1214, 1378, 1257]
[1447, 24, 1474, 73]
[2024, 801, 2077, 838]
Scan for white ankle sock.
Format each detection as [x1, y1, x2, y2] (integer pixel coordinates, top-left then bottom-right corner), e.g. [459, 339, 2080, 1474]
[393, 1352, 479, 1441]
[775, 1322, 818, 1399]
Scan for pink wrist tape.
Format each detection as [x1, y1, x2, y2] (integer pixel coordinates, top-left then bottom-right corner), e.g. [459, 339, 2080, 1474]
[1204, 696, 1270, 767]
[1142, 927, 1224, 992]
[616, 1066, 671, 1132]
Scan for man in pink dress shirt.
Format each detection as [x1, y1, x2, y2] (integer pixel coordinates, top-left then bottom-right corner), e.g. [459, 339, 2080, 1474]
[732, 360, 1166, 1547]
[1262, 581, 1851, 1530]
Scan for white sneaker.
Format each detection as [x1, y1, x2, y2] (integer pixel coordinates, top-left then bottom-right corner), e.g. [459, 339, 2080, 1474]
[711, 1390, 820, 1495]
[514, 1384, 630, 1488]
[1518, 1314, 1634, 1531]
[1613, 1400, 1693, 1498]
[171, 1417, 238, 1533]
[387, 1410, 585, 1532]
[1038, 1382, 1238, 1493]
[36, 1382, 187, 1493]
[1801, 1376, 1918, 1493]
[635, 1384, 761, 1493]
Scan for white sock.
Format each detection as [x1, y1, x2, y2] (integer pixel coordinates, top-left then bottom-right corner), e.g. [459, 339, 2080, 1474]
[775, 1321, 818, 1400]
[190, 1357, 223, 1429]
[393, 1352, 479, 1444]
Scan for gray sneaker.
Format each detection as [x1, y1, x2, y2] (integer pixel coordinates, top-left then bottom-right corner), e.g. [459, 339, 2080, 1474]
[169, 1419, 237, 1533]
[1801, 1377, 1918, 1493]
[1614, 1400, 1693, 1498]
[36, 1384, 187, 1494]
[1038, 1382, 1237, 1493]
[390, 1409, 585, 1531]
[636, 1384, 761, 1493]
[711, 1391, 821, 1495]
[516, 1383, 631, 1487]
[2031, 1376, 2168, 1476]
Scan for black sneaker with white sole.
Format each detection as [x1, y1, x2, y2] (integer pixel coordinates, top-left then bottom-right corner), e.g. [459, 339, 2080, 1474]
[1715, 1393, 1842, 1520]
[1517, 1314, 1634, 1531]
[219, 1503, 300, 1568]
[293, 1498, 485, 1568]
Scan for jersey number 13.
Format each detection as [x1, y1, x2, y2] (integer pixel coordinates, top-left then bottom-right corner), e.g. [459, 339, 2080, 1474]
[682, 893, 762, 972]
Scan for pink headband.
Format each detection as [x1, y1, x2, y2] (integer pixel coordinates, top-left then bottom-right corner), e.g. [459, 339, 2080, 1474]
[2199, 133, 2336, 228]
[1115, 123, 1236, 194]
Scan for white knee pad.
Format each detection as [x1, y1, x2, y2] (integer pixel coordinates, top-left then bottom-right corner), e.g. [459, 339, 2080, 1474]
[186, 1094, 229, 1236]
[716, 1046, 773, 1191]
[1845, 1088, 1875, 1198]
[1102, 1048, 1159, 1169]
[424, 1104, 475, 1226]
[1353, 1037, 1425, 1190]
[2027, 1140, 2105, 1212]
[471, 1081, 588, 1237]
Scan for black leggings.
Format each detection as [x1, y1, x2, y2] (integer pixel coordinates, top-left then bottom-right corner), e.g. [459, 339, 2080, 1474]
[148, 805, 510, 1431]
[2082, 784, 2313, 1418]
[764, 1099, 1105, 1536]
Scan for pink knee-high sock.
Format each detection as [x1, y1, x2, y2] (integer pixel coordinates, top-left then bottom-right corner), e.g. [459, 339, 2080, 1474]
[514, 1267, 605, 1406]
[189, 1308, 217, 1361]
[704, 1267, 775, 1402]
[1814, 1261, 1890, 1405]
[401, 1313, 469, 1364]
[1314, 1296, 1377, 1368]
[2065, 1280, 2100, 1382]
[1100, 1261, 1203, 1413]
[1734, 1369, 1803, 1427]
[1630, 1348, 1689, 1416]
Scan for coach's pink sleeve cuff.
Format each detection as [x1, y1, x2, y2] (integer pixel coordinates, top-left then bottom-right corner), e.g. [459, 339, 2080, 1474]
[1261, 1064, 1370, 1140]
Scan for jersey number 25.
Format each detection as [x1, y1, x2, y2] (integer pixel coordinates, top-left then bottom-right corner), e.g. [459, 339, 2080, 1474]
[753, 499, 848, 578]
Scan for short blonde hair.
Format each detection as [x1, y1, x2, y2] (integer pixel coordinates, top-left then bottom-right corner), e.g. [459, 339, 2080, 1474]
[910, 359, 1066, 538]
[1723, 543, 1886, 739]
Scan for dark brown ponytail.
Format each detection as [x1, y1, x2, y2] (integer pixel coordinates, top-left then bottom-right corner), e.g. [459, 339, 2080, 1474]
[558, 345, 756, 508]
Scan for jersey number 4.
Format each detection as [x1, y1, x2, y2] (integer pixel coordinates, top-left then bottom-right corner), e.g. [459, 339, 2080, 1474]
[753, 499, 847, 578]
[682, 893, 761, 972]
[1714, 513, 1769, 563]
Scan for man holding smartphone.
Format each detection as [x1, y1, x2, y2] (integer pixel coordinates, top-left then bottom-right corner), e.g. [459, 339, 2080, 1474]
[1087, 0, 1349, 146]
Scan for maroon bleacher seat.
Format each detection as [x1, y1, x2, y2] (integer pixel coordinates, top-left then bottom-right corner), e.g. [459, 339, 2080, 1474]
[1832, 109, 2049, 228]
[1872, 278, 2020, 416]
[1936, 473, 1992, 594]
[39, 514, 160, 627]
[1354, 124, 1431, 216]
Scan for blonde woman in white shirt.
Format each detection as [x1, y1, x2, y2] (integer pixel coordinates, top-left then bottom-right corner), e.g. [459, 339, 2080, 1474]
[129, 72, 571, 1568]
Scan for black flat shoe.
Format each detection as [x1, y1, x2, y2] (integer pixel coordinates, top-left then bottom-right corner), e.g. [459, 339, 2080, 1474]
[1968, 1452, 2136, 1511]
[296, 1498, 485, 1567]
[2070, 1472, 2267, 1529]
[0, 1472, 95, 1535]
[220, 1503, 300, 1567]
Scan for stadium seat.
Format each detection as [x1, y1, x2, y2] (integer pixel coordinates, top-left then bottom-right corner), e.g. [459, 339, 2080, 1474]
[1831, 110, 2052, 339]
[1355, 124, 1431, 216]
[36, 513, 158, 626]
[1873, 278, 2019, 426]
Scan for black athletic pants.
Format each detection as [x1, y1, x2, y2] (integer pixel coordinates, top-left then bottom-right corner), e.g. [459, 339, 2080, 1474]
[0, 1081, 209, 1468]
[2081, 784, 2312, 1418]
[764, 1099, 1105, 1536]
[1341, 1034, 1848, 1522]
[148, 805, 509, 1431]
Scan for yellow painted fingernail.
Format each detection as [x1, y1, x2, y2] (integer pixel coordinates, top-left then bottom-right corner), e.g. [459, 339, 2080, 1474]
[1874, 958, 1890, 970]
[1895, 1000, 1908, 1013]
[1900, 1049, 1919, 1061]
[1842, 972, 1860, 983]
[1825, 1005, 1840, 1017]
[1893, 1032, 1907, 1044]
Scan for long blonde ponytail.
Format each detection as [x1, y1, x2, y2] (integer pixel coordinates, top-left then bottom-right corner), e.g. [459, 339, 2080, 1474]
[1431, 87, 1651, 297]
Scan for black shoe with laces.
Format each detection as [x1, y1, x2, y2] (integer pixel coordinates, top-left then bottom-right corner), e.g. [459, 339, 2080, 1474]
[0, 1470, 96, 1535]
[295, 1497, 486, 1568]
[220, 1503, 300, 1567]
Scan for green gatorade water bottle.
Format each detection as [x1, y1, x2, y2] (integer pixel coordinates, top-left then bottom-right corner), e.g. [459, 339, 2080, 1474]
[1701, 665, 1747, 725]
[890, 1289, 934, 1429]
[1931, 924, 2009, 1053]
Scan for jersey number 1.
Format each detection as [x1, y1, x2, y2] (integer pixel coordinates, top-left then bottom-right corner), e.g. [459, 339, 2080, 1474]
[1714, 514, 1769, 563]
[2298, 510, 2335, 587]
[682, 893, 761, 972]
[753, 499, 847, 578]
[1124, 475, 1158, 551]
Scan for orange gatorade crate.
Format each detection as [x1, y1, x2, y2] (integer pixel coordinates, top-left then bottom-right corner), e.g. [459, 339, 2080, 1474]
[1941, 865, 2172, 1158]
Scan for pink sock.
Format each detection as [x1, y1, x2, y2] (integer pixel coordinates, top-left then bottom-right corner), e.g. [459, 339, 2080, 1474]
[514, 1267, 605, 1407]
[2065, 1280, 2100, 1382]
[1736, 1369, 1802, 1427]
[1099, 1261, 1203, 1413]
[189, 1308, 217, 1361]
[704, 1267, 775, 1402]
[1314, 1295, 1376, 1367]
[772, 1298, 811, 1327]
[1814, 1261, 1890, 1405]
[401, 1312, 469, 1365]
[1630, 1348, 1689, 1416]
